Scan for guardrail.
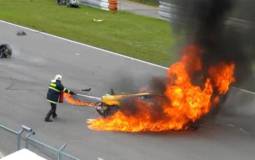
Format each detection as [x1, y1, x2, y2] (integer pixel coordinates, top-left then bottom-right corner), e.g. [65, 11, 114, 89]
[0, 123, 80, 160]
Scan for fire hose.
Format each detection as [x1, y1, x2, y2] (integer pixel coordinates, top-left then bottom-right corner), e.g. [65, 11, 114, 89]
[63, 93, 98, 107]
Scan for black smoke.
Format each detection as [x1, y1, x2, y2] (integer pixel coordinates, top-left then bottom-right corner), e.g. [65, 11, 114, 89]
[108, 0, 255, 124]
[172, 0, 255, 89]
[117, 77, 168, 121]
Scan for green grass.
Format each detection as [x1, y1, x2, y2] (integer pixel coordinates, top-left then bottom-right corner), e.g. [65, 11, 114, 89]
[0, 0, 175, 66]
[128, 0, 159, 6]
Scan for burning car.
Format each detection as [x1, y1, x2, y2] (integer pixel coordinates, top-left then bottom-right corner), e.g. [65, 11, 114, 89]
[94, 92, 155, 117]
[64, 90, 155, 117]
[0, 44, 12, 58]
[67, 0, 240, 133]
[85, 45, 236, 132]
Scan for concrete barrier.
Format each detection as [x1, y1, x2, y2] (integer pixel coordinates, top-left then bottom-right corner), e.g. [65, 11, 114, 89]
[80, 0, 109, 10]
[158, 0, 179, 21]
[158, 1, 170, 20]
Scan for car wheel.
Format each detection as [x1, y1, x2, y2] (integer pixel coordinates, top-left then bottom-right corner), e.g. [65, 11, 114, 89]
[0, 44, 12, 58]
[4, 44, 12, 58]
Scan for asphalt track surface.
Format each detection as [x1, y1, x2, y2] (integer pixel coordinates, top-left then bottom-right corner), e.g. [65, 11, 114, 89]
[0, 21, 254, 160]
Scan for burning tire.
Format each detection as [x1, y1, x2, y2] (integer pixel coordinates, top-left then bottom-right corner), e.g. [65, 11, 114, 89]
[211, 93, 229, 115]
[0, 44, 12, 58]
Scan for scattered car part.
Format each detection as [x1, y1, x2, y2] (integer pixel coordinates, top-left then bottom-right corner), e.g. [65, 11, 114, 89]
[16, 31, 26, 36]
[0, 44, 12, 58]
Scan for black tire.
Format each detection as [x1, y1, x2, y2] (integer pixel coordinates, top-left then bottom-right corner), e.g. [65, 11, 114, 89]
[210, 93, 229, 115]
[96, 103, 120, 117]
[0, 49, 3, 58]
[96, 107, 107, 117]
[0, 44, 12, 58]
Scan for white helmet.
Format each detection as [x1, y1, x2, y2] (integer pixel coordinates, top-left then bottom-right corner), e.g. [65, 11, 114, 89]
[51, 74, 62, 82]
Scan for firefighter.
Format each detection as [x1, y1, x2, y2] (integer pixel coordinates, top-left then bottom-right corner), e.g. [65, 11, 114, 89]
[45, 74, 75, 122]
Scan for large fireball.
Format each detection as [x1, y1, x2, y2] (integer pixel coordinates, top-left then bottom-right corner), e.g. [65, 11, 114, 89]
[87, 44, 235, 132]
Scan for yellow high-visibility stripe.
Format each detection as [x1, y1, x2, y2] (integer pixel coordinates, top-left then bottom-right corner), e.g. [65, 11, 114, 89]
[47, 100, 57, 104]
[49, 87, 60, 92]
[50, 83, 57, 87]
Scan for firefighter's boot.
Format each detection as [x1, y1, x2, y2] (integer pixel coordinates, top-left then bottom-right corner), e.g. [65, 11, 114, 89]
[52, 113, 58, 119]
[45, 112, 53, 122]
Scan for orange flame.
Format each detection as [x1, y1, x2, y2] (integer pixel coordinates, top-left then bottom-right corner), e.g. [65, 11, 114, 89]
[88, 45, 235, 132]
[64, 93, 95, 107]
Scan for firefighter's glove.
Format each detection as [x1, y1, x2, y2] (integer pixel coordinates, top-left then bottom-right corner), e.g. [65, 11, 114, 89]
[70, 91, 76, 95]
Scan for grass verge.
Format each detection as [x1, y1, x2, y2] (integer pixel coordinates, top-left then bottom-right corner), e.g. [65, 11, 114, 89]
[128, 0, 159, 6]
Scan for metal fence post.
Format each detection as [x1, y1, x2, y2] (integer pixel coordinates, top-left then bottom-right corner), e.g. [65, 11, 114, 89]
[57, 144, 67, 160]
[0, 123, 80, 160]
[25, 131, 36, 149]
[17, 128, 25, 150]
[17, 125, 33, 150]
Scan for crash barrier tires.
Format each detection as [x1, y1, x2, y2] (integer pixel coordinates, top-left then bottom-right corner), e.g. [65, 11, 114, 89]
[108, 0, 117, 11]
[0, 44, 12, 58]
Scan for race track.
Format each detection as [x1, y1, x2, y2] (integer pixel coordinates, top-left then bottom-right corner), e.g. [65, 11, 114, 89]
[0, 20, 254, 160]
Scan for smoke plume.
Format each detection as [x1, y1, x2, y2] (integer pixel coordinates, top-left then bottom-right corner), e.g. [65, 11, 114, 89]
[173, 0, 255, 88]
[119, 0, 248, 119]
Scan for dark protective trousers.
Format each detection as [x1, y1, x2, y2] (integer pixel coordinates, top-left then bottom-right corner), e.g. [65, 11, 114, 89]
[45, 103, 57, 120]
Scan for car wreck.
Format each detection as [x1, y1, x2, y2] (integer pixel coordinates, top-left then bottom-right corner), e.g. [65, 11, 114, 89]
[63, 89, 157, 117]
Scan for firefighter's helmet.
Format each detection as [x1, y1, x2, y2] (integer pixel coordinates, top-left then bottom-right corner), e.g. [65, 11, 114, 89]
[51, 74, 62, 82]
[55, 74, 62, 81]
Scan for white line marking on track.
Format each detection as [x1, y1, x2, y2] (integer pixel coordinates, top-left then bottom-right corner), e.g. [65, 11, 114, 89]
[97, 157, 104, 160]
[239, 128, 250, 135]
[227, 123, 235, 128]
[2, 21, 255, 94]
[232, 86, 255, 95]
[0, 20, 167, 70]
